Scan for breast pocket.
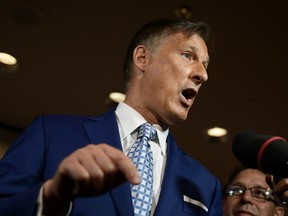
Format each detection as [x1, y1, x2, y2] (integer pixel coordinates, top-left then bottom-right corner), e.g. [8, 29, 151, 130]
[182, 195, 208, 215]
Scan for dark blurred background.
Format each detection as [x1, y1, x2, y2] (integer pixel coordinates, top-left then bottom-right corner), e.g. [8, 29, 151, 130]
[0, 0, 287, 186]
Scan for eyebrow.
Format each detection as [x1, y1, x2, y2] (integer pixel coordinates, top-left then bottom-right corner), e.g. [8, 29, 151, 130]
[231, 182, 269, 188]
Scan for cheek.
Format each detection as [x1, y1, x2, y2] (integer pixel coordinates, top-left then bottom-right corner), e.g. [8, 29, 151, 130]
[146, 60, 185, 96]
[147, 70, 173, 93]
[258, 203, 276, 213]
[223, 198, 237, 211]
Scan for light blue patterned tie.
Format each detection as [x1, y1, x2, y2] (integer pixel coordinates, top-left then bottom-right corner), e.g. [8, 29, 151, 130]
[128, 123, 157, 216]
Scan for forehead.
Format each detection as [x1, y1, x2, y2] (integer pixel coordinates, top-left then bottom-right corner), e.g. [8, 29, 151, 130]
[158, 32, 209, 61]
[163, 32, 208, 51]
[232, 169, 269, 188]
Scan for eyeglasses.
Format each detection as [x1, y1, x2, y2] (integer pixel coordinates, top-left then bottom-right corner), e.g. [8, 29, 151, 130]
[225, 185, 275, 202]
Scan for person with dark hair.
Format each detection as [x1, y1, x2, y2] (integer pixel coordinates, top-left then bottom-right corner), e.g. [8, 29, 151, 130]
[223, 165, 286, 216]
[0, 19, 222, 215]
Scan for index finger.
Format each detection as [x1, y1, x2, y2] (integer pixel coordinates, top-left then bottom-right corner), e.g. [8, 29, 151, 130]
[101, 144, 141, 185]
[266, 174, 276, 189]
[273, 178, 288, 194]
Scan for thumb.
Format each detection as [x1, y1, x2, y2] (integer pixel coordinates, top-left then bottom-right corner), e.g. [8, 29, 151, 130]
[266, 174, 276, 189]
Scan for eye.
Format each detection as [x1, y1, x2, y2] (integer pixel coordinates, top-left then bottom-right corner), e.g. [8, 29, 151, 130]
[226, 185, 245, 196]
[252, 188, 270, 198]
[203, 62, 208, 70]
[182, 52, 191, 59]
[232, 186, 244, 195]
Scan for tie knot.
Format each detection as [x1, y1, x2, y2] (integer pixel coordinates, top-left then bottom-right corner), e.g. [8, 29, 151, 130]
[138, 123, 157, 141]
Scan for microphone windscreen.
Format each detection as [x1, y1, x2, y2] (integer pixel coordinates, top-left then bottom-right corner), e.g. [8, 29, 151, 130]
[232, 131, 288, 178]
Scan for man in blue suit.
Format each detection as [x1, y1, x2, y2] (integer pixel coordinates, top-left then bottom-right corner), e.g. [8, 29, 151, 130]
[0, 19, 223, 215]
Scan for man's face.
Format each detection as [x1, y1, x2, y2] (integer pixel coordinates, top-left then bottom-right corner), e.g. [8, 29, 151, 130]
[138, 32, 209, 126]
[223, 169, 284, 216]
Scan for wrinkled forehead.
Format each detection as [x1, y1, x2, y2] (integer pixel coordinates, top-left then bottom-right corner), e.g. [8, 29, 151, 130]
[232, 169, 269, 188]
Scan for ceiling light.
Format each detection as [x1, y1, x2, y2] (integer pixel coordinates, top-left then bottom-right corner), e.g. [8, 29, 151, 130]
[109, 92, 126, 103]
[207, 126, 227, 137]
[175, 5, 193, 20]
[0, 52, 17, 65]
[0, 52, 18, 74]
[106, 92, 126, 107]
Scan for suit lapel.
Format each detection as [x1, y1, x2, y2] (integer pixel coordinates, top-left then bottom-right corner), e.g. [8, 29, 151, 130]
[82, 109, 122, 150]
[155, 133, 213, 216]
[154, 133, 183, 216]
[82, 109, 134, 216]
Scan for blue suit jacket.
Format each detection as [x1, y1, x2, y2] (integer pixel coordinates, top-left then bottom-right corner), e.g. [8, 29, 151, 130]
[0, 108, 223, 215]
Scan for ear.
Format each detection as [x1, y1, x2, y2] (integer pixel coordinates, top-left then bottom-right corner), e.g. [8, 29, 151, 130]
[274, 206, 285, 216]
[133, 45, 148, 71]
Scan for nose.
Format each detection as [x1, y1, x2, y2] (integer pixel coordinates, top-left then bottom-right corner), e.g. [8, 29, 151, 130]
[190, 63, 208, 85]
[240, 189, 253, 203]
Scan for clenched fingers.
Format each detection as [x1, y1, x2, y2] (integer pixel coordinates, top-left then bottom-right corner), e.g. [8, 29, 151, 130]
[45, 144, 140, 200]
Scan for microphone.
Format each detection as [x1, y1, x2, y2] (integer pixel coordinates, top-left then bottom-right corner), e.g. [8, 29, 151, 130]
[232, 131, 288, 178]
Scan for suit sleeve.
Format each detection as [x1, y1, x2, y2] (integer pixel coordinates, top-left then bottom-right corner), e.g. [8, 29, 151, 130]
[207, 177, 223, 216]
[0, 116, 46, 216]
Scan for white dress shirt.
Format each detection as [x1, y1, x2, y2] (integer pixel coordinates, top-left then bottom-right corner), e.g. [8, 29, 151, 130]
[115, 102, 168, 215]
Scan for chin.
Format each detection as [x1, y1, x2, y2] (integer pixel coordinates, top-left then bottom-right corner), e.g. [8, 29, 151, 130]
[178, 108, 189, 120]
[164, 105, 189, 125]
[170, 113, 188, 125]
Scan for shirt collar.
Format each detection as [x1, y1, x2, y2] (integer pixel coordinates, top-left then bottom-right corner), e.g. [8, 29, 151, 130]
[115, 102, 168, 157]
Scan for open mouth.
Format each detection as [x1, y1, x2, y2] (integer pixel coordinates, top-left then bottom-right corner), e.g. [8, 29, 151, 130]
[181, 88, 196, 101]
